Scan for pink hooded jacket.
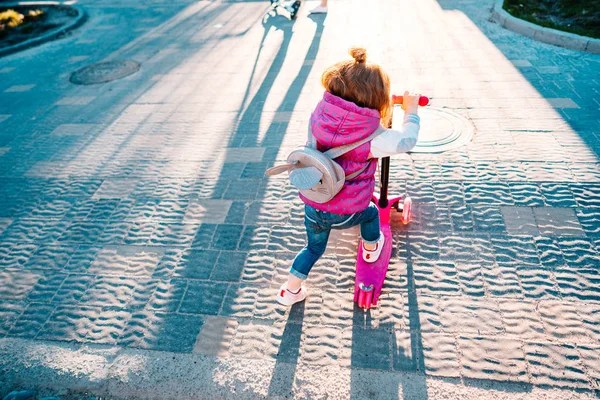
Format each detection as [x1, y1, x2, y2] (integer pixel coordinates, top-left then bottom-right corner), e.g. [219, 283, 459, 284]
[300, 92, 381, 214]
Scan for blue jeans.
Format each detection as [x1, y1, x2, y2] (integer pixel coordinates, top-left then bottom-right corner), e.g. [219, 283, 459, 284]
[290, 204, 380, 280]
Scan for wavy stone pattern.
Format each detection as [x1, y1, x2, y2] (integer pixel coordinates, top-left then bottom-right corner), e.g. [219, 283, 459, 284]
[458, 336, 528, 382]
[524, 342, 591, 389]
[0, 0, 599, 393]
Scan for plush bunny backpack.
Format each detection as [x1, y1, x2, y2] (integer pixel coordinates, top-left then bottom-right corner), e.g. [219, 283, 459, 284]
[266, 125, 384, 203]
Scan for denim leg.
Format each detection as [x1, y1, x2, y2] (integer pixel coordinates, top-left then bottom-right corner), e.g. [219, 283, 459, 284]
[290, 220, 330, 280]
[358, 203, 380, 244]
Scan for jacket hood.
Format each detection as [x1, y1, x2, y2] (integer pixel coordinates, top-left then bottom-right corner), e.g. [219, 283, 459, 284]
[310, 92, 381, 149]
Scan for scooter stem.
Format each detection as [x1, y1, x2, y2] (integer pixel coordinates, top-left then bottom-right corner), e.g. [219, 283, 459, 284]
[378, 157, 390, 208]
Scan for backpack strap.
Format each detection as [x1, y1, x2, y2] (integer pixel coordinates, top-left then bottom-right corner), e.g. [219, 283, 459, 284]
[323, 125, 386, 159]
[345, 161, 371, 180]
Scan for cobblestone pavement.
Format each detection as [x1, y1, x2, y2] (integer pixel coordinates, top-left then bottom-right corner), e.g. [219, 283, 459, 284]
[0, 0, 599, 398]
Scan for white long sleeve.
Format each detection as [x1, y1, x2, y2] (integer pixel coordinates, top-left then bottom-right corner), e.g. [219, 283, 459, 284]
[370, 113, 420, 158]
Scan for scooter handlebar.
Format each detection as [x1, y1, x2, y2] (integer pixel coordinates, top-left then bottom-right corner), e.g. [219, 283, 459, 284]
[392, 94, 429, 107]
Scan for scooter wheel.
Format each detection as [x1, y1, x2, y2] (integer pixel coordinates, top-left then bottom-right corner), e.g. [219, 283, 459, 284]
[357, 288, 374, 310]
[402, 196, 412, 225]
[290, 0, 300, 19]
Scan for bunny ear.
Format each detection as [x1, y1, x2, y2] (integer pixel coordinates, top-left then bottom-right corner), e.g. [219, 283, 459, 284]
[266, 163, 295, 176]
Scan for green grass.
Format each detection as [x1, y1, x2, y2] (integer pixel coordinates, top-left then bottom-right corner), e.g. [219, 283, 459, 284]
[503, 0, 600, 39]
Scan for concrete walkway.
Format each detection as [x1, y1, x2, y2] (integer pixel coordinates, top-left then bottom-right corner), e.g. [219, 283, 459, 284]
[0, 0, 599, 398]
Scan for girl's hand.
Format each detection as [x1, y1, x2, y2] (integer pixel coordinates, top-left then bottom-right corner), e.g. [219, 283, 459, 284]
[401, 91, 420, 114]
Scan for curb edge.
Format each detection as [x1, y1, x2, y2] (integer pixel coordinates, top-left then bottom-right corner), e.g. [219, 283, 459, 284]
[490, 0, 600, 55]
[0, 1, 87, 59]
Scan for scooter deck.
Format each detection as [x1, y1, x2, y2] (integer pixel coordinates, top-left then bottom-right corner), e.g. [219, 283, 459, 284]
[354, 194, 402, 308]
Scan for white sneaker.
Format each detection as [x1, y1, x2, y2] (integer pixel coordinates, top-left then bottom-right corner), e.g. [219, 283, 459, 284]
[362, 231, 384, 263]
[276, 283, 308, 306]
[309, 5, 328, 14]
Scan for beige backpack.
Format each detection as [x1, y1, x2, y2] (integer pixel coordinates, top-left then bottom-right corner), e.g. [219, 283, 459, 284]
[266, 126, 384, 203]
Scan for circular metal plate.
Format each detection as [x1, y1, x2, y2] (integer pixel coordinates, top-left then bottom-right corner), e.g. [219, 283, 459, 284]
[70, 60, 140, 85]
[393, 106, 474, 153]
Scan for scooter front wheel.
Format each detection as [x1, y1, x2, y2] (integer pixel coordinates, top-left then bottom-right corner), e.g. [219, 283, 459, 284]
[402, 196, 412, 225]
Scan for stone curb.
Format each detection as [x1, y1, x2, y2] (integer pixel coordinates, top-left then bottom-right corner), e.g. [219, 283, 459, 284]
[490, 0, 600, 54]
[0, 1, 87, 58]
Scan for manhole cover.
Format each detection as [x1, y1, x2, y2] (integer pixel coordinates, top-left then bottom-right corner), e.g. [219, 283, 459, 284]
[393, 106, 474, 153]
[70, 60, 140, 85]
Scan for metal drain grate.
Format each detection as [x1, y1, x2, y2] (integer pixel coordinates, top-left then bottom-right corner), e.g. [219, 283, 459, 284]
[70, 60, 140, 85]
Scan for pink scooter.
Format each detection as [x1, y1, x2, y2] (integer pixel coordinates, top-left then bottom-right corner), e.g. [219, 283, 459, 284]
[354, 94, 429, 309]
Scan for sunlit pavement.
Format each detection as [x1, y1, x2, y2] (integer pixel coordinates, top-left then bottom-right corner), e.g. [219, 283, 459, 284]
[0, 0, 599, 398]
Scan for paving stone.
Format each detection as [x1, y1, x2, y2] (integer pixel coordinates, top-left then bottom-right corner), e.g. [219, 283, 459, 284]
[556, 238, 600, 269]
[4, 85, 35, 93]
[211, 224, 243, 250]
[408, 234, 440, 260]
[55, 97, 95, 106]
[546, 98, 580, 108]
[211, 251, 246, 281]
[26, 272, 68, 302]
[86, 308, 130, 344]
[577, 345, 600, 389]
[8, 303, 55, 338]
[135, 312, 204, 352]
[501, 207, 539, 235]
[540, 183, 577, 207]
[238, 225, 270, 251]
[533, 236, 565, 268]
[301, 323, 345, 366]
[0, 269, 41, 301]
[516, 267, 560, 299]
[244, 201, 289, 225]
[36, 305, 98, 342]
[554, 267, 600, 302]
[150, 222, 199, 246]
[454, 261, 486, 297]
[219, 283, 258, 318]
[439, 297, 504, 335]
[79, 276, 138, 307]
[571, 184, 600, 208]
[533, 207, 585, 236]
[524, 342, 591, 389]
[349, 326, 391, 370]
[184, 199, 232, 224]
[458, 336, 528, 382]
[173, 249, 219, 279]
[492, 236, 540, 267]
[228, 319, 282, 360]
[93, 178, 139, 199]
[419, 332, 460, 377]
[471, 207, 506, 232]
[0, 301, 26, 335]
[224, 148, 265, 163]
[537, 300, 592, 342]
[193, 315, 238, 356]
[88, 246, 164, 276]
[412, 260, 460, 295]
[498, 299, 546, 340]
[50, 124, 99, 137]
[179, 281, 228, 315]
[449, 206, 474, 232]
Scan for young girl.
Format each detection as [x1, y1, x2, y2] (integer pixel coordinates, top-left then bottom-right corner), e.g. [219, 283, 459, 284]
[277, 47, 421, 306]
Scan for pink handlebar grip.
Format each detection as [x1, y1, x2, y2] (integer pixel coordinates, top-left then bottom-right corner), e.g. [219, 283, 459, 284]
[392, 94, 429, 107]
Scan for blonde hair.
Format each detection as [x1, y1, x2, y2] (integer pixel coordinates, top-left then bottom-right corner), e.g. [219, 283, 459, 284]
[321, 47, 392, 126]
